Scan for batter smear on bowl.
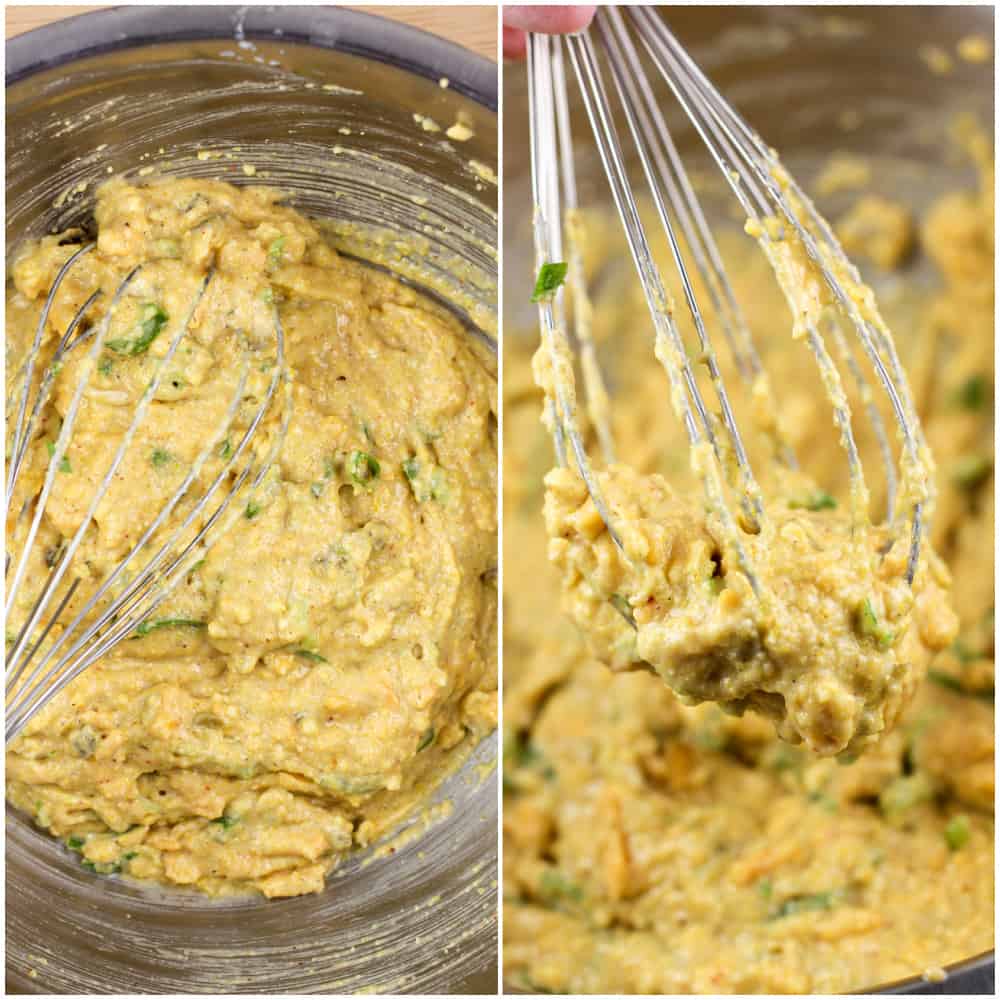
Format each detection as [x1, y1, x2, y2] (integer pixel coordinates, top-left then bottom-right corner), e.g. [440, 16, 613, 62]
[5, 178, 497, 897]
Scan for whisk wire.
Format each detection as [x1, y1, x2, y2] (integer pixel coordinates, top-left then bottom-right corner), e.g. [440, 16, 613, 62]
[5, 289, 103, 505]
[5, 262, 148, 629]
[603, 8, 799, 479]
[598, 8, 765, 525]
[5, 253, 292, 741]
[529, 32, 621, 546]
[609, 14, 762, 387]
[5, 243, 97, 502]
[632, 6, 927, 571]
[628, 7, 927, 579]
[527, 8, 933, 607]
[551, 40, 616, 465]
[6, 265, 209, 699]
[563, 31, 701, 449]
[6, 355, 250, 704]
[561, 27, 760, 592]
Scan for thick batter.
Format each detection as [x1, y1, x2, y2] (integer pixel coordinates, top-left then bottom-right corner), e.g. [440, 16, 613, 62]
[532, 154, 956, 756]
[504, 129, 993, 991]
[6, 177, 497, 898]
[544, 462, 954, 756]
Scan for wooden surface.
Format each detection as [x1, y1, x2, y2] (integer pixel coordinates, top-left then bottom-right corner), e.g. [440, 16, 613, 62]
[4, 5, 497, 60]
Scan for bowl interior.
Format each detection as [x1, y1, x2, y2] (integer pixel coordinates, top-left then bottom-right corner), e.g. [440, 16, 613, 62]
[502, 4, 993, 995]
[6, 13, 497, 996]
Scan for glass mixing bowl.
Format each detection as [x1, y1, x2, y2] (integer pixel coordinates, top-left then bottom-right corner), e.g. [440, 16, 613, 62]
[503, 4, 993, 995]
[6, 6, 497, 994]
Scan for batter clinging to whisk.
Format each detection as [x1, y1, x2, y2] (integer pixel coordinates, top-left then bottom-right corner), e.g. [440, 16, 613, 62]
[526, 7, 957, 757]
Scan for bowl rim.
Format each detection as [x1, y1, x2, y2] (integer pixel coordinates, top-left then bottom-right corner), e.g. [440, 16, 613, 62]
[872, 950, 996, 995]
[5, 3, 498, 112]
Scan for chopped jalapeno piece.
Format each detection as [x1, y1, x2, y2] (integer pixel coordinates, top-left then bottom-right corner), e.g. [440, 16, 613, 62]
[538, 868, 583, 904]
[46, 441, 71, 473]
[953, 454, 992, 490]
[268, 236, 286, 267]
[81, 858, 122, 875]
[531, 262, 568, 303]
[789, 490, 837, 511]
[503, 728, 556, 785]
[294, 649, 328, 663]
[856, 598, 894, 649]
[927, 668, 964, 693]
[878, 773, 933, 818]
[944, 814, 970, 851]
[951, 373, 989, 410]
[107, 303, 168, 355]
[133, 618, 206, 637]
[927, 669, 993, 702]
[349, 450, 380, 485]
[771, 891, 837, 919]
[950, 638, 978, 664]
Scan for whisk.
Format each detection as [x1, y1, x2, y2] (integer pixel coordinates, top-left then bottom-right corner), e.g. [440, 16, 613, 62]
[527, 6, 932, 609]
[5, 244, 290, 743]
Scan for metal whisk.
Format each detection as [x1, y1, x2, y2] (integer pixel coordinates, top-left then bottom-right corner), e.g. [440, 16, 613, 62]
[5, 243, 291, 742]
[527, 6, 931, 605]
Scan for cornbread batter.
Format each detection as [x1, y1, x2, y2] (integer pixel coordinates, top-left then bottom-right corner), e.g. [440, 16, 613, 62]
[544, 463, 953, 756]
[836, 195, 915, 270]
[534, 162, 954, 756]
[504, 129, 993, 991]
[6, 177, 498, 897]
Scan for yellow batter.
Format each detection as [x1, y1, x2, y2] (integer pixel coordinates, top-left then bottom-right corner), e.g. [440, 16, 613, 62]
[544, 462, 953, 756]
[6, 177, 497, 898]
[504, 129, 993, 991]
[534, 158, 955, 756]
